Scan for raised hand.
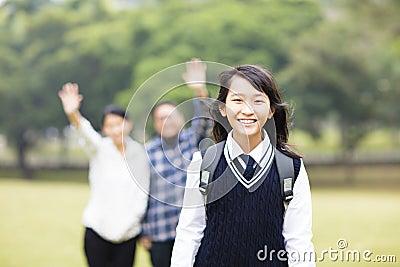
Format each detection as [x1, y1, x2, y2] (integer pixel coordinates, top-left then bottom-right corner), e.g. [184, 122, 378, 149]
[58, 82, 83, 115]
[182, 58, 208, 97]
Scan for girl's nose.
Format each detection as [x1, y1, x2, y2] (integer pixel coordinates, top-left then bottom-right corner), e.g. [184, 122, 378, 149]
[241, 102, 254, 114]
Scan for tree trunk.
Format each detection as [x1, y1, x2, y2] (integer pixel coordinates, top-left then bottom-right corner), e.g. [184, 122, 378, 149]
[16, 132, 35, 179]
[340, 123, 356, 185]
[342, 149, 355, 185]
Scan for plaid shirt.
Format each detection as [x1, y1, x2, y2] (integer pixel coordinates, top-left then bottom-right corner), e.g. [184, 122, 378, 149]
[142, 98, 212, 242]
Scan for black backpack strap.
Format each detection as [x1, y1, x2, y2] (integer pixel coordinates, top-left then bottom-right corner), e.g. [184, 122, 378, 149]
[275, 149, 295, 202]
[199, 141, 226, 195]
[275, 148, 302, 217]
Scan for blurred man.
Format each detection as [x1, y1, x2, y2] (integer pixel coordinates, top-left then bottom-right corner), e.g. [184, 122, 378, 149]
[140, 59, 211, 267]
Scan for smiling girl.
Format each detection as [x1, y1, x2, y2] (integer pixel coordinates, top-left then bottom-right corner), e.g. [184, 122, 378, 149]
[171, 65, 315, 267]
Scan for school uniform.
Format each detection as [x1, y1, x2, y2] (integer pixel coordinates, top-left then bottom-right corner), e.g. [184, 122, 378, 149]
[171, 130, 315, 267]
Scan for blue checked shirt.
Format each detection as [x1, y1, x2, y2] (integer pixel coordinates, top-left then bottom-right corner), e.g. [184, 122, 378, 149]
[142, 98, 212, 242]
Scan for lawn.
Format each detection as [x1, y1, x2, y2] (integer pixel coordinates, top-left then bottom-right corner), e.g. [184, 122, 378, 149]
[0, 174, 399, 267]
[311, 188, 399, 266]
[0, 177, 151, 267]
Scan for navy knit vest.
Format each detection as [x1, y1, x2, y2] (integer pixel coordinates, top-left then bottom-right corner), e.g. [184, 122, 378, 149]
[194, 155, 300, 267]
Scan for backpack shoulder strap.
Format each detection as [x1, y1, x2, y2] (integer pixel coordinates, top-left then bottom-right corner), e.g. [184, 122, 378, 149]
[275, 148, 303, 217]
[199, 141, 226, 195]
[275, 148, 295, 203]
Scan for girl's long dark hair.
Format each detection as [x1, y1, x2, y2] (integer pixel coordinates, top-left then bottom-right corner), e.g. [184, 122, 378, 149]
[210, 65, 301, 158]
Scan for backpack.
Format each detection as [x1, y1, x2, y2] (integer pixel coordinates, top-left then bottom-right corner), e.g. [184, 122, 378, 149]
[199, 141, 298, 215]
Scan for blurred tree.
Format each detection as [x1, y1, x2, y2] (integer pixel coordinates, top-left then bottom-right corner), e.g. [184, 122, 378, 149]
[341, 0, 400, 130]
[0, 0, 323, 176]
[114, 0, 322, 141]
[0, 0, 398, 177]
[280, 0, 400, 165]
[1, 0, 51, 17]
[116, 0, 322, 108]
[281, 22, 375, 154]
[0, 0, 56, 178]
[0, 0, 133, 177]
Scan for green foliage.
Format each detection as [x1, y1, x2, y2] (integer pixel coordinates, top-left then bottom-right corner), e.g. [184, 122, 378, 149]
[0, 0, 398, 173]
[0, 1, 134, 138]
[122, 0, 321, 93]
[0, 0, 322, 135]
[281, 22, 374, 148]
[280, 0, 400, 153]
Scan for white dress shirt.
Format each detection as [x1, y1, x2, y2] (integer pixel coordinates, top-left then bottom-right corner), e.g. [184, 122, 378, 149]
[171, 131, 315, 266]
[223, 130, 274, 191]
[75, 118, 150, 243]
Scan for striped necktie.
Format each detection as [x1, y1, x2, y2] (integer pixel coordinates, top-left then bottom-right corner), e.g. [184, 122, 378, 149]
[242, 155, 256, 181]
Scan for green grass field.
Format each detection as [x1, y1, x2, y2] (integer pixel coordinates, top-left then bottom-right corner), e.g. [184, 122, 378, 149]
[1, 173, 399, 267]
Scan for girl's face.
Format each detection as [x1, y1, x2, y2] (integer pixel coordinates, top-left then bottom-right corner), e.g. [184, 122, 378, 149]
[220, 76, 274, 147]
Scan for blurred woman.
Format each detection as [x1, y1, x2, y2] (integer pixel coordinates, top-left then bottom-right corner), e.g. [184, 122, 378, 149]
[58, 83, 150, 267]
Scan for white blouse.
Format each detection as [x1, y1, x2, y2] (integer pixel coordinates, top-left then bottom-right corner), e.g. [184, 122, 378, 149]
[75, 118, 150, 243]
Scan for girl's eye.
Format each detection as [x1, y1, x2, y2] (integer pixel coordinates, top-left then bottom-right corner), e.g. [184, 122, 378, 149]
[255, 100, 265, 104]
[232, 98, 242, 102]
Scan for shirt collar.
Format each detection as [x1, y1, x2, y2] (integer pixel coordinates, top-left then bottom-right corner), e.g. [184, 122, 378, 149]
[224, 129, 272, 167]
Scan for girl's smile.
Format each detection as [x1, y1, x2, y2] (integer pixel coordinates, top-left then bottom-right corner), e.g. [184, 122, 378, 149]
[237, 118, 257, 124]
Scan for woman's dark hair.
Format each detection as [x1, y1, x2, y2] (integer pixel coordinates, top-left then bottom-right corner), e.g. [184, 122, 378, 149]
[210, 65, 300, 158]
[101, 105, 127, 127]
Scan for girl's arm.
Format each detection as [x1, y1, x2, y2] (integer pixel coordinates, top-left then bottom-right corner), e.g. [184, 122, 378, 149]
[282, 159, 316, 267]
[171, 151, 206, 267]
[58, 83, 102, 151]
